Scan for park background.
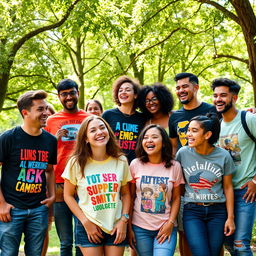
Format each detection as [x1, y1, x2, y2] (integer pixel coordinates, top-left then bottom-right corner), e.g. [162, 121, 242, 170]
[0, 0, 255, 254]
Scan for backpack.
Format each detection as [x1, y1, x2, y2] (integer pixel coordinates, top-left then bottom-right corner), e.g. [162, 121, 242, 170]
[241, 110, 256, 143]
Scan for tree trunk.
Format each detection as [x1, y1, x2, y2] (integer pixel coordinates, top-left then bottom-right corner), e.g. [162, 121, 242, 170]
[130, 53, 144, 85]
[0, 71, 11, 112]
[231, 0, 256, 105]
[0, 0, 81, 112]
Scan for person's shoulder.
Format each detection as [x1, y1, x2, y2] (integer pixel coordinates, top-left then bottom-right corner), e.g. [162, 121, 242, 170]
[177, 146, 190, 154]
[201, 102, 216, 111]
[169, 108, 184, 120]
[42, 129, 57, 142]
[0, 126, 18, 139]
[130, 158, 140, 166]
[243, 110, 256, 121]
[170, 159, 182, 168]
[118, 154, 128, 161]
[77, 110, 90, 117]
[46, 110, 65, 121]
[102, 108, 118, 116]
[214, 147, 230, 157]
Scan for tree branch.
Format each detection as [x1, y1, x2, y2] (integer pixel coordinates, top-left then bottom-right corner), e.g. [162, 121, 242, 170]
[196, 0, 240, 25]
[2, 106, 17, 111]
[213, 54, 249, 65]
[10, 0, 81, 59]
[83, 53, 108, 75]
[141, 0, 180, 28]
[197, 60, 230, 77]
[125, 27, 208, 73]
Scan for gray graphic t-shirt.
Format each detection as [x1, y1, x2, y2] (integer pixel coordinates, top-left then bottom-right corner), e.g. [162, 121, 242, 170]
[176, 146, 235, 203]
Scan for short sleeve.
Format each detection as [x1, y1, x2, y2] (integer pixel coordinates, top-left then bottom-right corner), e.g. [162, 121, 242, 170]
[121, 156, 132, 186]
[0, 131, 11, 162]
[175, 148, 182, 163]
[48, 136, 57, 165]
[246, 112, 256, 138]
[170, 161, 185, 187]
[223, 152, 236, 176]
[61, 157, 79, 185]
[168, 115, 177, 138]
[129, 159, 137, 183]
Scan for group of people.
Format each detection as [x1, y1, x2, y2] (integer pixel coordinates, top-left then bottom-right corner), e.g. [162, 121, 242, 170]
[0, 72, 255, 256]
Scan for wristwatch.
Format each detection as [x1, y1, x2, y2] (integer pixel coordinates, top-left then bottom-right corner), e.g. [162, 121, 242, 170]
[121, 213, 129, 223]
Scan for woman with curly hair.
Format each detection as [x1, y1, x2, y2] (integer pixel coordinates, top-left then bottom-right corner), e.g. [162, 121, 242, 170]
[102, 76, 147, 164]
[137, 83, 174, 131]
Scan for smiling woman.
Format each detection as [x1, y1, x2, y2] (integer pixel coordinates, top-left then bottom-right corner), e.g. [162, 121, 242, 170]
[176, 113, 235, 256]
[137, 83, 174, 131]
[129, 124, 184, 256]
[102, 76, 147, 164]
[62, 115, 132, 256]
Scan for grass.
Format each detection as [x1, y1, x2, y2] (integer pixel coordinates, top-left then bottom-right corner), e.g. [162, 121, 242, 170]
[19, 222, 256, 255]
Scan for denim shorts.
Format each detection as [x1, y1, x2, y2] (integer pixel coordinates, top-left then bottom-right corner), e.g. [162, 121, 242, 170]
[75, 218, 128, 248]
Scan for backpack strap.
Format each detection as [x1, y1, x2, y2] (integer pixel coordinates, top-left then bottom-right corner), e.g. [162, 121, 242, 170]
[241, 111, 256, 143]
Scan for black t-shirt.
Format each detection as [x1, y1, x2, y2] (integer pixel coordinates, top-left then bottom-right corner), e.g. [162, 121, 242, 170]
[169, 102, 216, 150]
[0, 127, 57, 209]
[102, 108, 147, 163]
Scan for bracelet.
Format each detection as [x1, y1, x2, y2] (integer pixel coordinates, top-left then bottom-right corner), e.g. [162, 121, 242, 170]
[169, 219, 175, 225]
[252, 179, 256, 185]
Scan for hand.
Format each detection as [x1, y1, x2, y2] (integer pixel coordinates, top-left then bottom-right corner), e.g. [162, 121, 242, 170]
[128, 225, 136, 249]
[246, 107, 256, 114]
[0, 201, 14, 222]
[111, 219, 127, 244]
[224, 218, 235, 236]
[41, 195, 55, 208]
[241, 180, 256, 203]
[156, 220, 174, 244]
[56, 129, 68, 140]
[82, 218, 103, 244]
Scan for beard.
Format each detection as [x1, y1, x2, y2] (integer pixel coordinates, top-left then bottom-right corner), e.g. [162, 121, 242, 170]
[217, 101, 233, 114]
[63, 99, 78, 111]
[180, 95, 192, 105]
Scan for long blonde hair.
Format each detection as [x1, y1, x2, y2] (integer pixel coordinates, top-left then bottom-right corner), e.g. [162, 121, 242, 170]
[71, 115, 123, 176]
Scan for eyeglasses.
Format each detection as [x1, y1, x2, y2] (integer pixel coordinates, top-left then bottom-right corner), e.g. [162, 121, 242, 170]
[59, 90, 77, 97]
[145, 96, 158, 105]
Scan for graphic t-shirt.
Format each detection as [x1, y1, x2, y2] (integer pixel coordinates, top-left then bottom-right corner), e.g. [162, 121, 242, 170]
[176, 146, 234, 203]
[130, 159, 184, 230]
[102, 108, 147, 163]
[0, 127, 57, 209]
[45, 110, 90, 183]
[219, 110, 256, 188]
[169, 102, 216, 150]
[62, 155, 132, 233]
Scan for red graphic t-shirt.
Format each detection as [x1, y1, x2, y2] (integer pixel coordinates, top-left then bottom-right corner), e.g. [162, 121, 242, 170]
[45, 110, 90, 183]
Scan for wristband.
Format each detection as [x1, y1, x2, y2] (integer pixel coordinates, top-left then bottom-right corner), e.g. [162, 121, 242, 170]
[252, 179, 256, 185]
[169, 219, 175, 225]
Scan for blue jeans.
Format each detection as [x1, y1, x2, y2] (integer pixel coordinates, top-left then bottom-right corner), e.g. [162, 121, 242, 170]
[183, 202, 227, 256]
[224, 188, 256, 256]
[54, 202, 82, 256]
[132, 224, 177, 256]
[0, 204, 48, 256]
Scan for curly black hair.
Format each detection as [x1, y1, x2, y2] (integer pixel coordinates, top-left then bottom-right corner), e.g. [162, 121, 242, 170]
[137, 83, 174, 119]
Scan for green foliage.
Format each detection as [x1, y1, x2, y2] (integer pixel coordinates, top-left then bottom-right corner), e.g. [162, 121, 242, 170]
[1, 0, 255, 128]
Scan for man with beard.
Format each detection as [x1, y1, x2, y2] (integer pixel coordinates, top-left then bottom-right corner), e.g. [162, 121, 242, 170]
[169, 72, 216, 154]
[212, 78, 256, 256]
[45, 79, 89, 256]
[168, 72, 216, 256]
